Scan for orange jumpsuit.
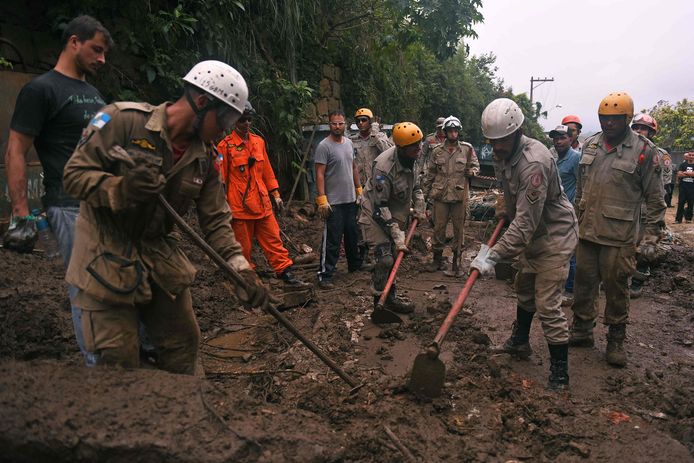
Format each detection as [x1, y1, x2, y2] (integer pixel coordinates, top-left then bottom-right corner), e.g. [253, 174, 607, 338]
[217, 130, 293, 275]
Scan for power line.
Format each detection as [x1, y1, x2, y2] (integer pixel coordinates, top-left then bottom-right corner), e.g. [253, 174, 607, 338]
[529, 76, 554, 106]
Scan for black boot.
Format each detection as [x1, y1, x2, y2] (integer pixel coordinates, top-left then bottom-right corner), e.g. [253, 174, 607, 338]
[279, 267, 307, 287]
[493, 306, 533, 359]
[547, 343, 569, 391]
[605, 324, 627, 367]
[425, 250, 444, 272]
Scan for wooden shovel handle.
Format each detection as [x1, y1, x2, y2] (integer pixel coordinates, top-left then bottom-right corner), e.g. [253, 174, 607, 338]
[432, 219, 506, 348]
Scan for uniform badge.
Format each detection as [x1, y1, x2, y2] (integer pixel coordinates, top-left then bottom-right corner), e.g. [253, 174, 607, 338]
[375, 174, 386, 192]
[236, 146, 243, 151]
[526, 189, 541, 204]
[90, 112, 111, 129]
[529, 171, 543, 188]
[131, 138, 156, 151]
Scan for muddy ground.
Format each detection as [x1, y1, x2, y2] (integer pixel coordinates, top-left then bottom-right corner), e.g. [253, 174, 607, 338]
[0, 202, 693, 463]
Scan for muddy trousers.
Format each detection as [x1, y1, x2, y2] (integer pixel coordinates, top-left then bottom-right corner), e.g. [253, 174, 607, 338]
[432, 201, 466, 252]
[77, 284, 201, 375]
[232, 214, 293, 275]
[572, 239, 636, 326]
[515, 264, 570, 344]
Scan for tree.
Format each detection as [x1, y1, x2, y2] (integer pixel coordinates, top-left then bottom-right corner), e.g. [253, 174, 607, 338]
[644, 99, 694, 151]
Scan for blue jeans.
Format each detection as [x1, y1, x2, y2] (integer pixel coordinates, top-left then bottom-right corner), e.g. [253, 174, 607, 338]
[46, 206, 99, 365]
[564, 254, 576, 293]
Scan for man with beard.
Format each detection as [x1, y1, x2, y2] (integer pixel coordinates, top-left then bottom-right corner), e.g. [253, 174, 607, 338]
[358, 122, 426, 315]
[3, 15, 113, 363]
[471, 98, 577, 390]
[570, 92, 666, 367]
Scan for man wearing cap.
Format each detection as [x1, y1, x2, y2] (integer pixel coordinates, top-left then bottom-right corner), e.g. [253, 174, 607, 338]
[349, 108, 393, 186]
[570, 92, 665, 368]
[472, 98, 577, 391]
[549, 125, 580, 303]
[62, 61, 271, 374]
[359, 122, 425, 315]
[561, 115, 583, 153]
[416, 117, 446, 187]
[216, 103, 306, 287]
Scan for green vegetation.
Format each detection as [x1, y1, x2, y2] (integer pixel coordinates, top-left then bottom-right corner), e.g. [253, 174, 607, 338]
[645, 99, 694, 151]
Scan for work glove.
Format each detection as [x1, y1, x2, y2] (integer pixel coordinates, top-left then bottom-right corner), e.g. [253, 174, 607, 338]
[412, 190, 427, 222]
[271, 190, 284, 213]
[494, 194, 509, 222]
[470, 244, 500, 277]
[639, 235, 659, 262]
[121, 162, 166, 203]
[355, 186, 364, 206]
[316, 195, 332, 220]
[237, 268, 274, 308]
[2, 215, 38, 253]
[390, 225, 409, 254]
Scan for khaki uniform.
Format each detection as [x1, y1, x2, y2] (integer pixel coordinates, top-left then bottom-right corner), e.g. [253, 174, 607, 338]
[350, 128, 392, 186]
[572, 130, 666, 325]
[358, 146, 420, 295]
[423, 140, 480, 253]
[415, 132, 445, 187]
[493, 135, 578, 344]
[64, 102, 246, 374]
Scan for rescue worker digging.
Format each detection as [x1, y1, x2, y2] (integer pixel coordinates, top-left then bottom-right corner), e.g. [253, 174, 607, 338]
[62, 61, 271, 374]
[570, 92, 666, 368]
[422, 115, 480, 276]
[216, 103, 306, 287]
[471, 98, 578, 391]
[358, 122, 427, 315]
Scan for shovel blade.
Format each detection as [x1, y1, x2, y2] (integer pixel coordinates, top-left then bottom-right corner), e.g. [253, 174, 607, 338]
[408, 353, 446, 398]
[371, 308, 403, 325]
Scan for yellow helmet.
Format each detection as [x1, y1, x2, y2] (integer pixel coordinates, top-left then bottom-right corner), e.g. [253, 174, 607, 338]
[355, 108, 373, 119]
[598, 92, 634, 120]
[392, 122, 423, 147]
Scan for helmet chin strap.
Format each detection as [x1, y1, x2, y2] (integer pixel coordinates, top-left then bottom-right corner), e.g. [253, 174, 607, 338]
[185, 88, 215, 136]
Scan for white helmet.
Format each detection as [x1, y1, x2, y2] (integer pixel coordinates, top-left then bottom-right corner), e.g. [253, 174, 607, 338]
[481, 98, 525, 140]
[183, 60, 248, 114]
[442, 115, 462, 131]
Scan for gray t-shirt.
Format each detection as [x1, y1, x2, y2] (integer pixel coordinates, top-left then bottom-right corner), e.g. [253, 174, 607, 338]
[314, 136, 356, 205]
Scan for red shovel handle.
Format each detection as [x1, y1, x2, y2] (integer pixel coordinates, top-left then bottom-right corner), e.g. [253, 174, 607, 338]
[377, 218, 418, 308]
[432, 219, 506, 347]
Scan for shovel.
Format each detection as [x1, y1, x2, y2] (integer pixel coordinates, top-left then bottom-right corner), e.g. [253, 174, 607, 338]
[372, 219, 418, 325]
[157, 195, 362, 393]
[408, 219, 506, 397]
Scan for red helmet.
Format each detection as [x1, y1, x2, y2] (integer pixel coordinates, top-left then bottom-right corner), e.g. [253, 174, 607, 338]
[561, 115, 582, 129]
[631, 113, 657, 133]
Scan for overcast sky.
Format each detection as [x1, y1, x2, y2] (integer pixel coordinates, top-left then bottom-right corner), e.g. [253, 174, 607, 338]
[467, 0, 694, 134]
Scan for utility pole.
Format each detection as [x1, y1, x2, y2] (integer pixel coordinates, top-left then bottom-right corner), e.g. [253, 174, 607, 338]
[529, 76, 554, 106]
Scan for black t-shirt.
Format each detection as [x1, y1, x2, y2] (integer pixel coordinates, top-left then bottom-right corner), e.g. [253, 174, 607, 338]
[678, 161, 694, 185]
[10, 69, 106, 207]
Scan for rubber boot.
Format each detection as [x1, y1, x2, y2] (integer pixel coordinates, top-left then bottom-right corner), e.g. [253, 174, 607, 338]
[444, 251, 463, 277]
[492, 306, 533, 359]
[547, 343, 569, 391]
[568, 318, 595, 347]
[605, 324, 627, 367]
[425, 250, 444, 272]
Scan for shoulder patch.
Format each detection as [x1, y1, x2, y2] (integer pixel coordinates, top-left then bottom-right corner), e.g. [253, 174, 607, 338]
[89, 111, 111, 129]
[529, 171, 544, 188]
[526, 189, 541, 204]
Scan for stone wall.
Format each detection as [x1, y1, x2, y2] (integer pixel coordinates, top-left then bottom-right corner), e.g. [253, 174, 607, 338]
[304, 64, 342, 123]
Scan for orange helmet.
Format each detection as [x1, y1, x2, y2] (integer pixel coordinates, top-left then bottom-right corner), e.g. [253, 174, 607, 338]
[392, 122, 423, 147]
[561, 115, 582, 129]
[598, 92, 634, 120]
[354, 108, 373, 119]
[631, 113, 657, 133]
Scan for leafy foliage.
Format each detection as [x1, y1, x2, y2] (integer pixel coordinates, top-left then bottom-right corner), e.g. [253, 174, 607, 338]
[644, 99, 694, 151]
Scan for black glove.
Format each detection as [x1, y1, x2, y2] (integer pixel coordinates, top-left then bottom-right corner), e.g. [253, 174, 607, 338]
[3, 216, 38, 253]
[121, 163, 166, 203]
[237, 269, 273, 308]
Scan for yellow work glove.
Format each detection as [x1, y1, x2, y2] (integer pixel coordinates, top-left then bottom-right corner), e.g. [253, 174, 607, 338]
[271, 189, 284, 213]
[355, 186, 364, 205]
[316, 195, 332, 220]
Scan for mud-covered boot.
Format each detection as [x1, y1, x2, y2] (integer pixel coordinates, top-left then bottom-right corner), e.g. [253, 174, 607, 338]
[492, 306, 533, 359]
[385, 288, 415, 314]
[547, 344, 569, 391]
[425, 250, 444, 272]
[629, 279, 643, 299]
[279, 267, 308, 287]
[605, 324, 627, 367]
[568, 318, 595, 347]
[444, 251, 463, 277]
